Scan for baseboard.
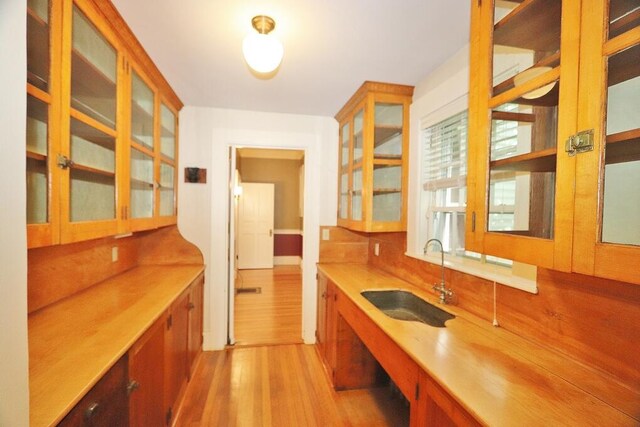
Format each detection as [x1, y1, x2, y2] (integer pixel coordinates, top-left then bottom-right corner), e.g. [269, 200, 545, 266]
[274, 256, 302, 266]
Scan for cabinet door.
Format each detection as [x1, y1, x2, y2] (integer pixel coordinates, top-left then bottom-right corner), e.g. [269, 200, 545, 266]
[26, 0, 62, 248]
[187, 275, 204, 378]
[573, 0, 640, 284]
[157, 103, 178, 226]
[164, 288, 189, 423]
[58, 355, 129, 427]
[414, 371, 480, 427]
[316, 272, 328, 359]
[466, 0, 582, 270]
[129, 315, 165, 427]
[59, 2, 124, 243]
[338, 122, 351, 223]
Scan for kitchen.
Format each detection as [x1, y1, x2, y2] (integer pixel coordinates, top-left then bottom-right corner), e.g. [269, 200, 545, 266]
[1, 0, 639, 425]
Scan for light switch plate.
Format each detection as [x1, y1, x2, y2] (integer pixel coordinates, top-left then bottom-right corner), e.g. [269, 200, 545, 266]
[112, 246, 118, 262]
[374, 243, 380, 256]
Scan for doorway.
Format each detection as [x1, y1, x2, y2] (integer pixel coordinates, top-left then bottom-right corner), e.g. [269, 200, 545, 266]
[229, 147, 305, 346]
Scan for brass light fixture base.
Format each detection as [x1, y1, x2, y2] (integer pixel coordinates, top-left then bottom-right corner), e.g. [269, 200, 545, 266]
[251, 15, 275, 35]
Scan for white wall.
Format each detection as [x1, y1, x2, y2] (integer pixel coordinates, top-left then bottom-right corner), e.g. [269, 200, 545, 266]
[0, 0, 30, 425]
[179, 107, 337, 350]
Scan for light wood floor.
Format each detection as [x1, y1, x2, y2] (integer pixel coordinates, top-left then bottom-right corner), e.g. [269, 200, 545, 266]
[176, 344, 410, 427]
[234, 266, 303, 346]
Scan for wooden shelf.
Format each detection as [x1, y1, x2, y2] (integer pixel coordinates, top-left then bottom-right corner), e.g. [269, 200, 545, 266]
[493, 52, 560, 96]
[493, 0, 562, 52]
[131, 101, 154, 147]
[373, 188, 401, 195]
[373, 154, 402, 161]
[27, 7, 50, 92]
[130, 178, 154, 189]
[27, 150, 47, 162]
[71, 48, 117, 127]
[609, 6, 640, 38]
[374, 125, 402, 146]
[492, 110, 536, 123]
[70, 117, 116, 151]
[606, 128, 640, 164]
[608, 42, 640, 87]
[490, 147, 557, 172]
[72, 163, 115, 178]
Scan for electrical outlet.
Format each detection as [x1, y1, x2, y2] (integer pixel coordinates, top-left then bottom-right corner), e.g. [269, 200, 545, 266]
[112, 246, 119, 262]
[322, 228, 330, 241]
[374, 243, 380, 256]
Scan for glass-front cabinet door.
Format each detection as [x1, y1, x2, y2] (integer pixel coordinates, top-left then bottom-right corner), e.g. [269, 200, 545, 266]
[158, 103, 178, 224]
[59, 3, 121, 243]
[338, 122, 351, 221]
[466, 0, 581, 270]
[573, 0, 640, 284]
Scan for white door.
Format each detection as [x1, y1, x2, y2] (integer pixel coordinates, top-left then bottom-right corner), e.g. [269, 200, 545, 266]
[237, 183, 275, 269]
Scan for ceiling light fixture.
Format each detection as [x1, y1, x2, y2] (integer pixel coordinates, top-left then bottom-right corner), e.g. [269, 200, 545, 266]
[242, 15, 283, 74]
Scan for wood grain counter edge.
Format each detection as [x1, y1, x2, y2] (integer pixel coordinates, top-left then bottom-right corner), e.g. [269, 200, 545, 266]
[317, 262, 640, 425]
[28, 264, 205, 427]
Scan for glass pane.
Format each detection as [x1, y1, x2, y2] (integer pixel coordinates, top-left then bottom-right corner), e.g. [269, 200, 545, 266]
[339, 172, 348, 219]
[492, 1, 561, 95]
[27, 0, 50, 91]
[487, 97, 557, 239]
[601, 43, 640, 246]
[26, 95, 49, 224]
[71, 6, 117, 128]
[69, 118, 116, 222]
[372, 164, 402, 222]
[131, 71, 154, 149]
[352, 167, 362, 221]
[159, 163, 175, 216]
[374, 103, 403, 159]
[130, 148, 154, 219]
[160, 104, 176, 159]
[353, 109, 364, 164]
[430, 212, 466, 256]
[341, 123, 350, 167]
[608, 0, 640, 39]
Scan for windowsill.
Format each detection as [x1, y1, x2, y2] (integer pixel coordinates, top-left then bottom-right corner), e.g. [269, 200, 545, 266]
[405, 251, 538, 294]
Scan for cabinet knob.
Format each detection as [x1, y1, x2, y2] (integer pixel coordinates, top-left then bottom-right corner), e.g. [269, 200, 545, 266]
[57, 155, 75, 170]
[84, 402, 100, 420]
[188, 302, 195, 310]
[127, 379, 140, 395]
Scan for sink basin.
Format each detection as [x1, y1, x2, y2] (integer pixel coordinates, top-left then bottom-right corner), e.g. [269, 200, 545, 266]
[361, 290, 455, 328]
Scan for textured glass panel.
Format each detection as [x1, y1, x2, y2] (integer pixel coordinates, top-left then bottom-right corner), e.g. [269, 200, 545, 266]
[26, 95, 49, 224]
[339, 172, 348, 219]
[353, 109, 364, 164]
[374, 103, 402, 159]
[341, 123, 349, 167]
[159, 163, 175, 216]
[130, 148, 154, 218]
[601, 44, 640, 246]
[372, 164, 402, 222]
[27, 0, 50, 91]
[352, 167, 362, 221]
[131, 71, 154, 149]
[160, 104, 176, 159]
[71, 6, 117, 127]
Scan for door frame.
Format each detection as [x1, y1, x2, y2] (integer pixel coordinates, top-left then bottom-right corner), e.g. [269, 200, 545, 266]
[227, 145, 307, 345]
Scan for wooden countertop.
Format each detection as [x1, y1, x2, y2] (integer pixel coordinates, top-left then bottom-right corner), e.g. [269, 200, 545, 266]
[28, 264, 205, 427]
[318, 263, 640, 426]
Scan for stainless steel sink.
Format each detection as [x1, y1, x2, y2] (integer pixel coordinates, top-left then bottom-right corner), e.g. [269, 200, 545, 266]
[361, 290, 455, 328]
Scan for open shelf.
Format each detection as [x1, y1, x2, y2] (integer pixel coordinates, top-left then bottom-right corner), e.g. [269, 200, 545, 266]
[27, 7, 50, 92]
[608, 43, 640, 87]
[493, 52, 560, 96]
[606, 128, 640, 164]
[493, 0, 561, 52]
[490, 147, 557, 172]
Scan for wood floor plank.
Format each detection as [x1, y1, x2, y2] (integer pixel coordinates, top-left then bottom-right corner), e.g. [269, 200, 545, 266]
[176, 344, 408, 427]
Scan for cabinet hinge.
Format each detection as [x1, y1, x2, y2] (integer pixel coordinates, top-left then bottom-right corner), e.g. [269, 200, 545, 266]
[471, 211, 476, 232]
[167, 314, 173, 330]
[415, 383, 420, 401]
[166, 407, 172, 425]
[565, 129, 594, 157]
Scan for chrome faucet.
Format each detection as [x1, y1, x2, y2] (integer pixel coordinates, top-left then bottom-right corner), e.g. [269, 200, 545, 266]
[424, 238, 453, 304]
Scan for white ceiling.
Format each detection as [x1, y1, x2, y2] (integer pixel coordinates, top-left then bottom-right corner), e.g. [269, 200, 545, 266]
[111, 0, 470, 117]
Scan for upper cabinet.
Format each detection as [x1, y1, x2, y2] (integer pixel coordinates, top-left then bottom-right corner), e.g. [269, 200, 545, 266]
[26, 0, 183, 248]
[336, 81, 413, 232]
[467, 0, 640, 285]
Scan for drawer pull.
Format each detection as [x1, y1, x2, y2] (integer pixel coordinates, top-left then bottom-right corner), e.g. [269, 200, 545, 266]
[188, 302, 195, 310]
[127, 379, 140, 395]
[84, 402, 100, 420]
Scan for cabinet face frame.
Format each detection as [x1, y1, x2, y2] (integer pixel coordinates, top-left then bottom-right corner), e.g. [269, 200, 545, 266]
[465, 0, 582, 270]
[573, 1, 640, 284]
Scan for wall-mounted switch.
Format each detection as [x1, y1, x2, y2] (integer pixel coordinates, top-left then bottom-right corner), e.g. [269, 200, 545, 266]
[374, 243, 380, 256]
[112, 246, 119, 262]
[322, 228, 330, 241]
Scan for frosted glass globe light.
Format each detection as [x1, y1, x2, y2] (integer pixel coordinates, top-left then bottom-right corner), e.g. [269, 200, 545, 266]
[243, 15, 283, 74]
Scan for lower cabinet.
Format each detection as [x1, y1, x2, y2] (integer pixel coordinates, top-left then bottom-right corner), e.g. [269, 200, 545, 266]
[59, 274, 204, 427]
[415, 372, 480, 427]
[58, 355, 129, 427]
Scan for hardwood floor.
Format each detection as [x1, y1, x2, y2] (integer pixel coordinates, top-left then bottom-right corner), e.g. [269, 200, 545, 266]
[234, 266, 303, 346]
[176, 344, 410, 427]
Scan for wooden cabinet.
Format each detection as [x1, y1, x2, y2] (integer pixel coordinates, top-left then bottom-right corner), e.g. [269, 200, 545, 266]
[187, 274, 204, 378]
[128, 315, 165, 427]
[58, 355, 129, 427]
[466, 0, 640, 285]
[414, 372, 480, 427]
[335, 81, 414, 232]
[164, 287, 190, 424]
[316, 272, 337, 382]
[26, 0, 182, 249]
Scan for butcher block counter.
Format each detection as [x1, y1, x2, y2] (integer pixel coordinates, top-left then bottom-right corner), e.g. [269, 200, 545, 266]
[317, 263, 640, 426]
[28, 264, 204, 427]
